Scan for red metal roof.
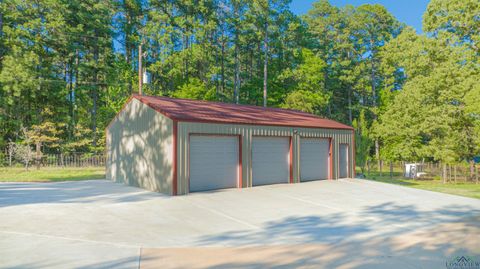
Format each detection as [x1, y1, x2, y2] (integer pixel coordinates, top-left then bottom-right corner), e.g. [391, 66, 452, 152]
[133, 94, 353, 130]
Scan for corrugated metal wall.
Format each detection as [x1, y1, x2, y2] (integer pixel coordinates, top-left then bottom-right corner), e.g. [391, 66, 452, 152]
[177, 122, 354, 195]
[106, 99, 174, 194]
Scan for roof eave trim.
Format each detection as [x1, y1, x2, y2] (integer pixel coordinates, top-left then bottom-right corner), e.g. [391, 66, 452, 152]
[175, 119, 354, 130]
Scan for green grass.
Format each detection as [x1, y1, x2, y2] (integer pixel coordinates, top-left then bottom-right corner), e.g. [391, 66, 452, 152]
[0, 167, 105, 182]
[359, 169, 480, 199]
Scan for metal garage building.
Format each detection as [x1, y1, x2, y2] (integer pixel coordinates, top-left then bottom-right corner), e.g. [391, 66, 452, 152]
[106, 94, 355, 195]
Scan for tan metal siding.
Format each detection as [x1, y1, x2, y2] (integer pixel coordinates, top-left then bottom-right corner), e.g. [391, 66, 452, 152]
[177, 122, 353, 195]
[106, 99, 173, 194]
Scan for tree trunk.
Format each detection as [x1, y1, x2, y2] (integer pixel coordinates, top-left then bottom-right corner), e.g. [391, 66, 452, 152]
[221, 35, 225, 95]
[379, 159, 383, 177]
[348, 86, 352, 124]
[184, 35, 189, 81]
[370, 39, 377, 107]
[36, 141, 41, 170]
[449, 164, 452, 182]
[125, 13, 133, 94]
[214, 34, 219, 99]
[443, 163, 447, 184]
[347, 51, 353, 123]
[263, 20, 268, 108]
[250, 48, 254, 80]
[8, 142, 13, 167]
[233, 5, 240, 104]
[69, 54, 75, 137]
[91, 37, 99, 148]
[74, 50, 79, 100]
[367, 160, 370, 176]
[0, 12, 3, 62]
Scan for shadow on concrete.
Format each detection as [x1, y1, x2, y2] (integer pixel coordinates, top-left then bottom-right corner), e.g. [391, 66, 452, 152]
[0, 180, 167, 208]
[185, 203, 480, 269]
[198, 214, 368, 245]
[76, 255, 142, 269]
[4, 255, 144, 269]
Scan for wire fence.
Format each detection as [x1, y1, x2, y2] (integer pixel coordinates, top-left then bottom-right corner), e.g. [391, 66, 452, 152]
[2, 148, 478, 184]
[2, 152, 106, 168]
[358, 160, 479, 184]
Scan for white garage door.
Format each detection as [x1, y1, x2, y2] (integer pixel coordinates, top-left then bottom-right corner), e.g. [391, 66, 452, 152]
[189, 135, 239, 192]
[252, 137, 290, 186]
[339, 144, 349, 178]
[300, 138, 330, 181]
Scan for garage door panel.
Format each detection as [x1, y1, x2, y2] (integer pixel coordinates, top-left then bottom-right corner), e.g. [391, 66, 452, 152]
[189, 136, 238, 192]
[339, 144, 349, 178]
[300, 138, 330, 181]
[252, 137, 290, 186]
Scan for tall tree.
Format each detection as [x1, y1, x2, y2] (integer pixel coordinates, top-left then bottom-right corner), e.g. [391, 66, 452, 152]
[375, 26, 480, 166]
[423, 0, 479, 55]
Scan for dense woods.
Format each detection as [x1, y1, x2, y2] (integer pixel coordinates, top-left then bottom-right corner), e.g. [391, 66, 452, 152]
[0, 0, 479, 168]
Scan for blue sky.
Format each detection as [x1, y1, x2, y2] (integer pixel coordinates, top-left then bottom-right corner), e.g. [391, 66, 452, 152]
[290, 0, 430, 33]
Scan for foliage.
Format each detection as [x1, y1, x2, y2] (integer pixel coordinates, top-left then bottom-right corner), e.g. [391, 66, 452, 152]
[173, 78, 217, 101]
[15, 128, 34, 170]
[374, 0, 480, 164]
[14, 143, 33, 170]
[0, 0, 479, 167]
[352, 110, 372, 173]
[62, 124, 93, 153]
[281, 90, 328, 114]
[423, 0, 479, 54]
[26, 109, 64, 151]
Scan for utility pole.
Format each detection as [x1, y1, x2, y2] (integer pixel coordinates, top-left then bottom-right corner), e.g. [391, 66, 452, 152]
[263, 20, 268, 107]
[138, 43, 143, 95]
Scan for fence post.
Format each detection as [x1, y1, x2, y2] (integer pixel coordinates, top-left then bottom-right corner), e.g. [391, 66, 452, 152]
[470, 160, 475, 182]
[389, 162, 393, 179]
[442, 163, 446, 184]
[2, 150, 104, 168]
[454, 165, 457, 183]
[476, 165, 479, 184]
[449, 164, 452, 182]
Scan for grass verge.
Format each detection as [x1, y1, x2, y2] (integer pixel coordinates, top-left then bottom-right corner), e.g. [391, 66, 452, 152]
[359, 170, 480, 199]
[0, 167, 105, 182]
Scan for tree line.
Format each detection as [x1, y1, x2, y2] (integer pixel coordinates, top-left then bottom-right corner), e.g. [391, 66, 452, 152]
[0, 0, 479, 170]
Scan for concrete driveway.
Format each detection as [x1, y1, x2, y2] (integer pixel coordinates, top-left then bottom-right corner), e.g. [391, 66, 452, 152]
[1, 179, 479, 268]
